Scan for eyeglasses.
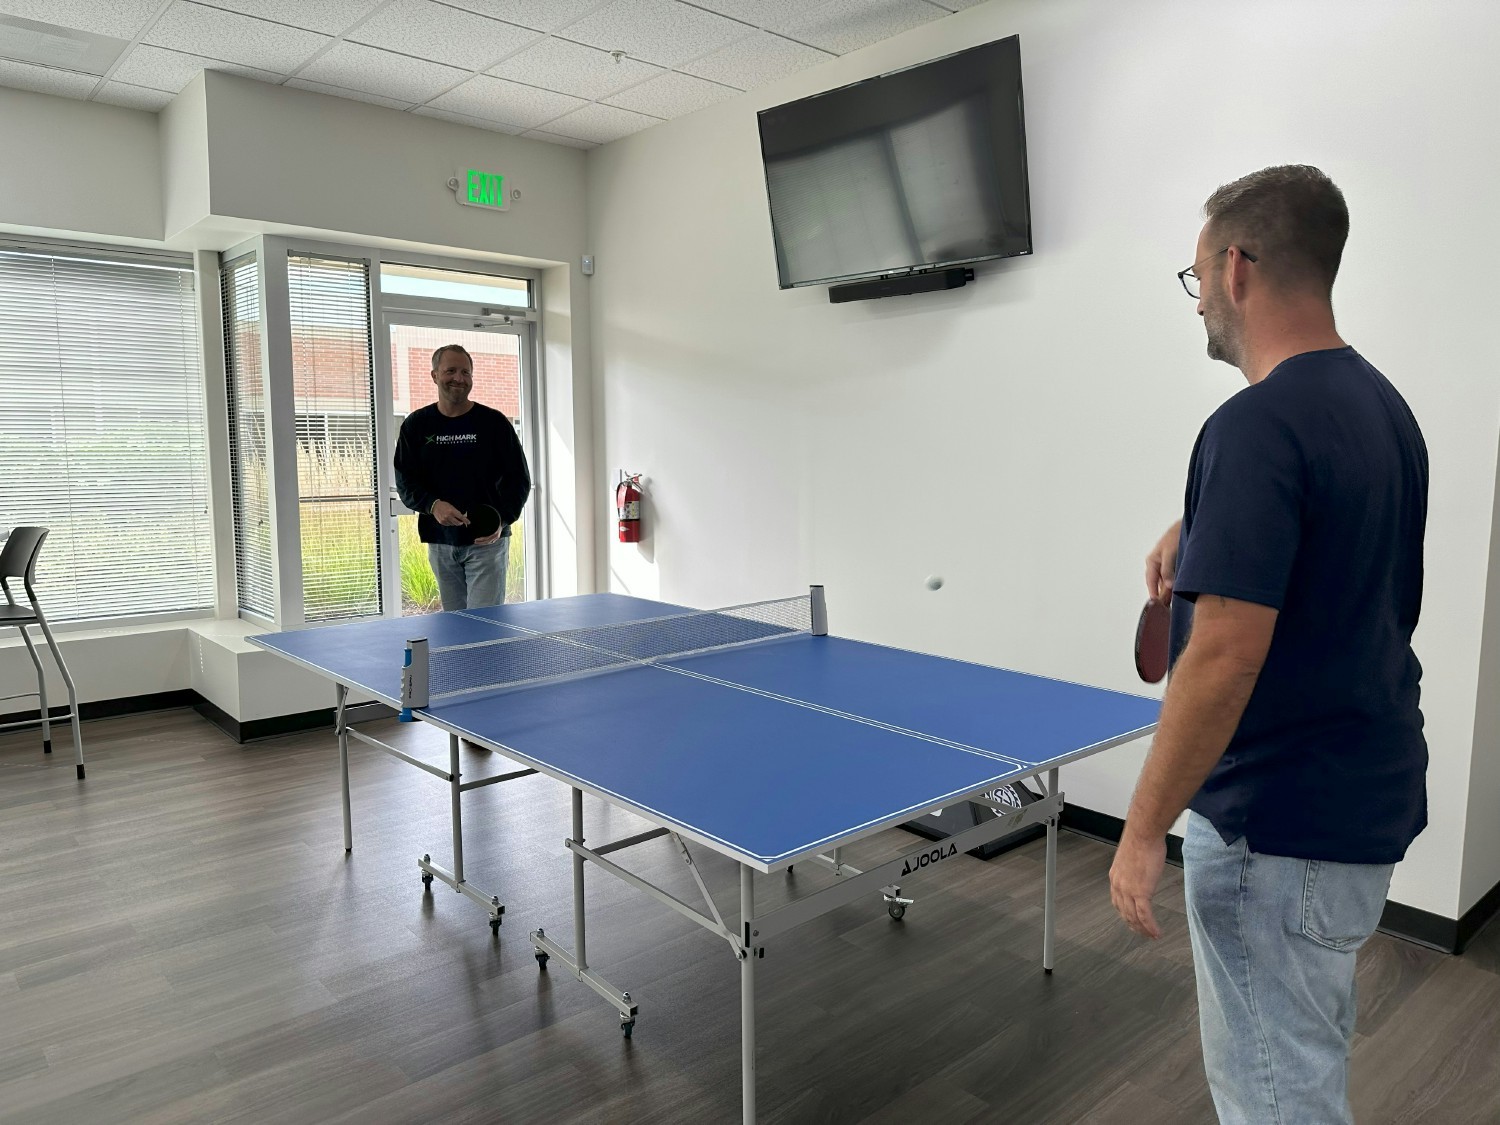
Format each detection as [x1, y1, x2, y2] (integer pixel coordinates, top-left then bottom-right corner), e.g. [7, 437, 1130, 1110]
[1177, 246, 1258, 299]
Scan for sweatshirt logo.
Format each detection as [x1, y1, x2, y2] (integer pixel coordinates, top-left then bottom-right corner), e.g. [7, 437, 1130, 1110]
[426, 433, 478, 445]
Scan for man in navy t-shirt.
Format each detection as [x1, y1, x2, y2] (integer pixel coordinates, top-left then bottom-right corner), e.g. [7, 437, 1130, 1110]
[1108, 166, 1428, 1125]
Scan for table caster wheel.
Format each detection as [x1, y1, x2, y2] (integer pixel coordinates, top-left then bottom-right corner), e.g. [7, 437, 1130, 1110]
[888, 903, 906, 921]
[621, 1018, 635, 1039]
[421, 872, 434, 888]
[489, 917, 502, 933]
[535, 951, 549, 970]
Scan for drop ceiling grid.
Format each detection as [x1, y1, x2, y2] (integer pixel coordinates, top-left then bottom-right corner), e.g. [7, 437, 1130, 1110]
[0, 0, 974, 147]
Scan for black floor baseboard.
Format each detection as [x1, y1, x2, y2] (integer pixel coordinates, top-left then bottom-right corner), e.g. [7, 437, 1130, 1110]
[192, 697, 393, 743]
[0, 689, 387, 746]
[1, 689, 198, 729]
[1058, 802, 1498, 955]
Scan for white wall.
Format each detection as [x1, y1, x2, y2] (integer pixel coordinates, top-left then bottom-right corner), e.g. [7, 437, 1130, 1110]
[160, 75, 209, 242]
[1464, 443, 1500, 912]
[0, 87, 161, 243]
[586, 0, 1500, 917]
[190, 73, 587, 264]
[0, 624, 192, 710]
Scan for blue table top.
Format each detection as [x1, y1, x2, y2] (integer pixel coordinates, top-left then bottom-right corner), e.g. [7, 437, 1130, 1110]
[251, 594, 1159, 870]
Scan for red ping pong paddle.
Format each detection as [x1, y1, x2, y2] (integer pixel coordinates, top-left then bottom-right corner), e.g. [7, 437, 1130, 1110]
[1134, 598, 1171, 684]
[467, 503, 502, 540]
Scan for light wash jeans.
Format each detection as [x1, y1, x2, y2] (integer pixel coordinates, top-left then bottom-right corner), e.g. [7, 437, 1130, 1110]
[427, 537, 508, 611]
[1182, 812, 1393, 1125]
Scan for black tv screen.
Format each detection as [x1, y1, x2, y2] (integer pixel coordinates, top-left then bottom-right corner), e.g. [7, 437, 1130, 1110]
[757, 35, 1032, 290]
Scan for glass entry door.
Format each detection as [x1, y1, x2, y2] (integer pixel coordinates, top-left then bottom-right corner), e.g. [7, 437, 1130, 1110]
[385, 317, 538, 614]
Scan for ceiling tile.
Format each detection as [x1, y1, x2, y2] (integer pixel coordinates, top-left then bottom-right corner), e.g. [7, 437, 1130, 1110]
[349, 0, 540, 71]
[297, 40, 467, 102]
[561, 0, 751, 69]
[192, 0, 386, 36]
[93, 80, 174, 110]
[0, 0, 160, 40]
[488, 36, 660, 101]
[785, 0, 943, 55]
[442, 0, 605, 34]
[604, 70, 736, 118]
[688, 0, 839, 34]
[413, 104, 524, 133]
[0, 16, 129, 75]
[146, 1, 328, 72]
[112, 44, 281, 92]
[286, 76, 414, 109]
[542, 100, 659, 144]
[521, 129, 595, 149]
[431, 73, 585, 129]
[681, 30, 832, 89]
[0, 54, 96, 96]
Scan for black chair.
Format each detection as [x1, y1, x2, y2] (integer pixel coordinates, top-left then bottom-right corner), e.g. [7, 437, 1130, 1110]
[0, 528, 84, 778]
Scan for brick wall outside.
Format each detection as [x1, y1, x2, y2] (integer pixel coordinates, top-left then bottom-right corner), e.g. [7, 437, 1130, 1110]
[269, 325, 523, 428]
[404, 346, 520, 421]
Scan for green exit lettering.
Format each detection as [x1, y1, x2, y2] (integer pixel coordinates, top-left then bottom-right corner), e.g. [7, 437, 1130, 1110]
[466, 169, 506, 209]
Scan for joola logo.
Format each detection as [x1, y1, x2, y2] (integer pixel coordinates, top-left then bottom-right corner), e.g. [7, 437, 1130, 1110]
[901, 843, 956, 876]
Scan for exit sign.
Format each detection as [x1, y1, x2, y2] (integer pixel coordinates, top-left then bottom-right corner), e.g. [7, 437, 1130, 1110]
[454, 168, 509, 211]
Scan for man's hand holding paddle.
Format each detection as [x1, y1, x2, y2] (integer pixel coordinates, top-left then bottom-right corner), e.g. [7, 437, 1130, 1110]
[430, 499, 503, 545]
[1146, 519, 1181, 603]
[1135, 520, 1181, 685]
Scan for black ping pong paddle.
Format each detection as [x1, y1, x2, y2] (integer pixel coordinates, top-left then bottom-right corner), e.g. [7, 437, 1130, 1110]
[1134, 598, 1171, 684]
[467, 503, 502, 540]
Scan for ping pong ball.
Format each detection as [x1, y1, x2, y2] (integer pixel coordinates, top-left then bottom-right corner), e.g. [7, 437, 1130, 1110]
[925, 575, 944, 591]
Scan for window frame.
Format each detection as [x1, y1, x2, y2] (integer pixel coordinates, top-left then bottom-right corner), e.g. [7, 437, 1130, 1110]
[0, 234, 217, 630]
[221, 234, 546, 626]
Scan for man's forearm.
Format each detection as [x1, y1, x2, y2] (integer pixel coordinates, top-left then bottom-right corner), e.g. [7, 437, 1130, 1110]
[1123, 643, 1262, 840]
[393, 465, 434, 516]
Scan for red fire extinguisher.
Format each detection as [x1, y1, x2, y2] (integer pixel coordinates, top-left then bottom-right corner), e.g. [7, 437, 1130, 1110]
[616, 473, 642, 543]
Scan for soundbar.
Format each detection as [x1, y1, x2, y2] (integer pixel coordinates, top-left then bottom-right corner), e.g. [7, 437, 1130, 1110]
[828, 267, 975, 304]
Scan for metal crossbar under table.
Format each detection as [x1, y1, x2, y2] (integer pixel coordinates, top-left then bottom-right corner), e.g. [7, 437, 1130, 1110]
[529, 774, 1066, 1124]
[333, 683, 537, 931]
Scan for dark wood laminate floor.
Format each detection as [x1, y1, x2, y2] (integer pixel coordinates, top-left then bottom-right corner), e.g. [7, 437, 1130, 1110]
[1, 711, 1496, 1124]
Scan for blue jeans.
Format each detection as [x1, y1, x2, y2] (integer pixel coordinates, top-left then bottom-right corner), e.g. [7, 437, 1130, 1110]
[1183, 812, 1393, 1125]
[427, 538, 508, 611]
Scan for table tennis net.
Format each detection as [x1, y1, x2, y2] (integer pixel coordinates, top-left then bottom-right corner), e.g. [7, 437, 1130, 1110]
[417, 595, 814, 702]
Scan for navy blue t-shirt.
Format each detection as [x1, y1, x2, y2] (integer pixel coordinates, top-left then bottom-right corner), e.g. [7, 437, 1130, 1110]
[1170, 347, 1428, 864]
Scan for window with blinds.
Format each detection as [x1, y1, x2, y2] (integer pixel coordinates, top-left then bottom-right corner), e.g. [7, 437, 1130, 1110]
[222, 253, 274, 619]
[287, 254, 381, 621]
[0, 241, 212, 622]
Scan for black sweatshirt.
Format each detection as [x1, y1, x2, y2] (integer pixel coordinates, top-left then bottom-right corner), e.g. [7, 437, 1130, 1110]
[393, 402, 531, 545]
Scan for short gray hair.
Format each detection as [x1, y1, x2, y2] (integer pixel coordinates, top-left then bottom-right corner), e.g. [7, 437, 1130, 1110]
[1204, 165, 1349, 296]
[430, 344, 473, 371]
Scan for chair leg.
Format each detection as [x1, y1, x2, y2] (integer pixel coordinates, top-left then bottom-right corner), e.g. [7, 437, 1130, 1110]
[16, 624, 52, 754]
[32, 612, 83, 779]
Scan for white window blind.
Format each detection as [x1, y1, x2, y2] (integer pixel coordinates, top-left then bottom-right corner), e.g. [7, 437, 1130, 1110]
[222, 252, 273, 619]
[287, 254, 381, 621]
[0, 241, 212, 622]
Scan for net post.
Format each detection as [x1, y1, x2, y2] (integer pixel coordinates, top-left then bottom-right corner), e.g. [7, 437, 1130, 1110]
[400, 638, 429, 721]
[809, 586, 828, 636]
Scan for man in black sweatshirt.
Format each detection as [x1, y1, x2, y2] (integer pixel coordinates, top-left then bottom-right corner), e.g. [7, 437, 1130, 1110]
[394, 344, 531, 610]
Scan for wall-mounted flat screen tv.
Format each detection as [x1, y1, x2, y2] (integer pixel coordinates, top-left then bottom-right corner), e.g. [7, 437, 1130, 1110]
[757, 35, 1032, 290]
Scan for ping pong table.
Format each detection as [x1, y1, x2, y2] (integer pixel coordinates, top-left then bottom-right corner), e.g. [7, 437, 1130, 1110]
[251, 588, 1159, 1123]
